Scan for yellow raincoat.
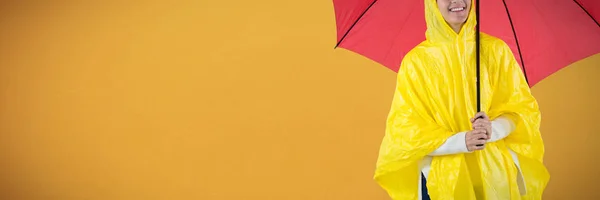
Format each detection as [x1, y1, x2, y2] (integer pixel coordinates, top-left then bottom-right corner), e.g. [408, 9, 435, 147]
[373, 0, 549, 199]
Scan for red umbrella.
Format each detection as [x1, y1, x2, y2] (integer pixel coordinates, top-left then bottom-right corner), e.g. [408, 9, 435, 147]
[333, 0, 600, 89]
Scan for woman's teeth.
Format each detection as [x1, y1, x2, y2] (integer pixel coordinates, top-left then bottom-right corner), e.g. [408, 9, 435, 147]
[449, 7, 465, 12]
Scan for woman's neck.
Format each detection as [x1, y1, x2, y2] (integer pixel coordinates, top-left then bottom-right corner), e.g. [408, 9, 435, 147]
[450, 23, 463, 34]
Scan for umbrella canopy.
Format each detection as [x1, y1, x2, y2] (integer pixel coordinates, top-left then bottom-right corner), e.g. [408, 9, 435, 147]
[333, 0, 600, 87]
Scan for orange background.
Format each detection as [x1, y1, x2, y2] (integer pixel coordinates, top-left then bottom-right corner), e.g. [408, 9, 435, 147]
[1, 1, 599, 199]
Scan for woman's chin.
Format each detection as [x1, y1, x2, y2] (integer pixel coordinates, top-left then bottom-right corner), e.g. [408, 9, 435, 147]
[448, 18, 467, 27]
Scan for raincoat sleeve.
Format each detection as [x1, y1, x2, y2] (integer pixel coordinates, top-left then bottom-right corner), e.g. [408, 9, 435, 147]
[374, 52, 456, 200]
[487, 40, 550, 199]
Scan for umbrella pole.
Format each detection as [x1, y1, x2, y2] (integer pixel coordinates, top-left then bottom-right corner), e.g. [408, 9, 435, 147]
[476, 0, 481, 113]
[475, 0, 484, 147]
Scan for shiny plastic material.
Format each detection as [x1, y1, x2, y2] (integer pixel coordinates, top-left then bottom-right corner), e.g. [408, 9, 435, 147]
[373, 0, 549, 199]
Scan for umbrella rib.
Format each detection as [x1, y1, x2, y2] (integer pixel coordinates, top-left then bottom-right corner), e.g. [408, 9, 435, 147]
[502, 0, 529, 85]
[334, 0, 378, 48]
[573, 0, 600, 27]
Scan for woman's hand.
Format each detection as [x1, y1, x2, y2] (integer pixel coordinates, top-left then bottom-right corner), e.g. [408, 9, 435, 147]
[471, 112, 492, 140]
[466, 129, 487, 151]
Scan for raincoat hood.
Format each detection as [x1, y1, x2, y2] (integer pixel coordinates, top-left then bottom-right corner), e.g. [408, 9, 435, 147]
[424, 0, 476, 43]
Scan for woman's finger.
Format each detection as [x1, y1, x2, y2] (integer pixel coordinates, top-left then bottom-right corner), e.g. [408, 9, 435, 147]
[473, 130, 487, 135]
[483, 114, 490, 120]
[474, 112, 486, 119]
[476, 139, 487, 144]
[477, 134, 488, 141]
[472, 120, 490, 127]
[471, 143, 485, 150]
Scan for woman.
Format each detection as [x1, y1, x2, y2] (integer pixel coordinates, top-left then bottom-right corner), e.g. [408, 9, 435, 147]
[373, 0, 549, 199]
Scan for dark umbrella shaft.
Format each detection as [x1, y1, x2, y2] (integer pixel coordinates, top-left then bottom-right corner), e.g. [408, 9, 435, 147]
[476, 0, 481, 112]
[476, 0, 485, 146]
